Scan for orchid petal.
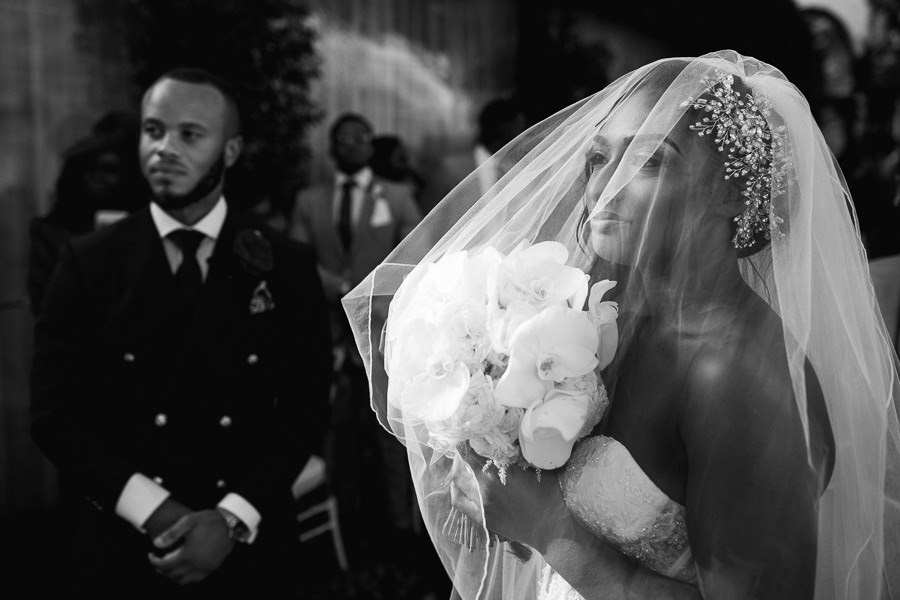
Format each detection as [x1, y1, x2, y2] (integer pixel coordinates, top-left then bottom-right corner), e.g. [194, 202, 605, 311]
[513, 306, 599, 381]
[587, 279, 617, 311]
[531, 390, 591, 439]
[597, 319, 619, 370]
[487, 301, 538, 355]
[569, 272, 590, 310]
[519, 391, 591, 469]
[493, 357, 551, 408]
[387, 319, 439, 381]
[399, 361, 470, 422]
[587, 280, 619, 370]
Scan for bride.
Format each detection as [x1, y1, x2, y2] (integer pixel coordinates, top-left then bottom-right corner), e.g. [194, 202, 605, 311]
[342, 51, 900, 599]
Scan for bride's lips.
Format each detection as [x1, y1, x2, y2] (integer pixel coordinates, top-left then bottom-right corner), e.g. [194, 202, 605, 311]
[590, 211, 630, 235]
[591, 211, 630, 224]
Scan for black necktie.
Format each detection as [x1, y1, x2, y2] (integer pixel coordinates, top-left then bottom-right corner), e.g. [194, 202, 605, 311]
[169, 229, 205, 309]
[338, 179, 355, 251]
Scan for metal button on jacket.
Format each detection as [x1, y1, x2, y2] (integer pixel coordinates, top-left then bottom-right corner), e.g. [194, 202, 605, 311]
[154, 413, 167, 427]
[216, 479, 227, 489]
[247, 354, 259, 365]
[219, 415, 232, 428]
[123, 352, 136, 362]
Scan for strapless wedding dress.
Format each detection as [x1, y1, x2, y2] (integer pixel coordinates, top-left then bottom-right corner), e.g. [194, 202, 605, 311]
[537, 435, 697, 600]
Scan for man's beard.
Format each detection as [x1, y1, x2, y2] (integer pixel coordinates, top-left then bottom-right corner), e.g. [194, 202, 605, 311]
[151, 153, 226, 211]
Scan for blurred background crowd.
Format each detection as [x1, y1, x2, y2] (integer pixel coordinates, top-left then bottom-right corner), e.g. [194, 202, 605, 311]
[2, 0, 900, 598]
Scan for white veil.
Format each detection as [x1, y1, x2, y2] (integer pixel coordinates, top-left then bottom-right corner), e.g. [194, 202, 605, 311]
[343, 50, 900, 599]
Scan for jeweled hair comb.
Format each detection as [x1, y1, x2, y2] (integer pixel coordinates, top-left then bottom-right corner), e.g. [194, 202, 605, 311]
[683, 72, 786, 249]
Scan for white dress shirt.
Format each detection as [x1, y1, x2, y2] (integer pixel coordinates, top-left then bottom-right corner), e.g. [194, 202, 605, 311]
[150, 196, 226, 280]
[333, 166, 374, 232]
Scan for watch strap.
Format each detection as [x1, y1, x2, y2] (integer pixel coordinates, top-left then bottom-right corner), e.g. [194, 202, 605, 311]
[216, 507, 250, 543]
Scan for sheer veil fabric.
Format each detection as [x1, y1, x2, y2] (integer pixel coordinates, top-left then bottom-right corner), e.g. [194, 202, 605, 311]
[343, 51, 900, 599]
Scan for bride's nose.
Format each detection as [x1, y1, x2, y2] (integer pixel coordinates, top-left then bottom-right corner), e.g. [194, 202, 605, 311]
[586, 169, 619, 213]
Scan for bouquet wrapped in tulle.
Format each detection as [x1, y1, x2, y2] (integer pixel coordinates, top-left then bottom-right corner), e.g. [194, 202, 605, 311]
[385, 240, 619, 479]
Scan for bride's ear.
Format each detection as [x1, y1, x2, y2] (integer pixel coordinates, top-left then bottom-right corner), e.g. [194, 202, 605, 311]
[714, 180, 746, 218]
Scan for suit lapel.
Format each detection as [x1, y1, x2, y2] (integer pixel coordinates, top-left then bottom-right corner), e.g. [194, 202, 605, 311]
[114, 208, 181, 305]
[319, 181, 348, 261]
[110, 208, 189, 372]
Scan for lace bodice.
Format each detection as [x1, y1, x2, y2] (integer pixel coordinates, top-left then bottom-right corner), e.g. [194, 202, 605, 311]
[538, 435, 697, 599]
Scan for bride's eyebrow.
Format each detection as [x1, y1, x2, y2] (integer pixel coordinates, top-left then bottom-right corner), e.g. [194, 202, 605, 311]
[626, 135, 683, 155]
[587, 134, 682, 156]
[588, 135, 610, 150]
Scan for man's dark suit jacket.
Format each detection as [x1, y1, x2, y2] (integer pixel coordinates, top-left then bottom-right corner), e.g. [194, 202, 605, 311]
[30, 204, 332, 597]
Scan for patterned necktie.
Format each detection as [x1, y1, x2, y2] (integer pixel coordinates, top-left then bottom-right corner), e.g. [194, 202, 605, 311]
[338, 179, 355, 251]
[168, 229, 205, 309]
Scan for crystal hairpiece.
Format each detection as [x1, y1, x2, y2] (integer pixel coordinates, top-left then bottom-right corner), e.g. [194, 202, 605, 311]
[683, 72, 786, 249]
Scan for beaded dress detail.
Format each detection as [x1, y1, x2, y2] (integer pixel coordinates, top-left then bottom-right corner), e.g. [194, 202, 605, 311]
[537, 435, 697, 599]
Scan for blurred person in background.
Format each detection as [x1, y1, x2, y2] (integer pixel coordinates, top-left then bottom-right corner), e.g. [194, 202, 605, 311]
[290, 112, 423, 581]
[421, 95, 528, 214]
[28, 109, 146, 316]
[802, 6, 900, 258]
[371, 134, 427, 213]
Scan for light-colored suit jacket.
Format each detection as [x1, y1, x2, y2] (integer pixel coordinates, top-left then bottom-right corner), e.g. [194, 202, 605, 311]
[290, 174, 422, 305]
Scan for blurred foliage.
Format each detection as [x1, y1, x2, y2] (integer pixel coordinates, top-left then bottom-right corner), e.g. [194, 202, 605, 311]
[73, 0, 323, 211]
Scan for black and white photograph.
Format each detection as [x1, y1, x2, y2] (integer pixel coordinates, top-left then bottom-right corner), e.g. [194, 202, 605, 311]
[2, 1, 900, 598]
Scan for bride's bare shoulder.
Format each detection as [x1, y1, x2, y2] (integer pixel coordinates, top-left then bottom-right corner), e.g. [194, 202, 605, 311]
[678, 303, 796, 418]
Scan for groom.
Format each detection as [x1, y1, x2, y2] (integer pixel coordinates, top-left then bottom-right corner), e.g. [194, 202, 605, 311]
[30, 68, 332, 597]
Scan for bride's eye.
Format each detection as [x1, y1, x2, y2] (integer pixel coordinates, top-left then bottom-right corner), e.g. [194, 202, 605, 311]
[632, 150, 664, 169]
[586, 151, 608, 173]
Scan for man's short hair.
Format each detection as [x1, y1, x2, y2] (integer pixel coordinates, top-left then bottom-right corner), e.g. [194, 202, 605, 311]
[478, 97, 524, 146]
[328, 113, 374, 143]
[146, 67, 242, 136]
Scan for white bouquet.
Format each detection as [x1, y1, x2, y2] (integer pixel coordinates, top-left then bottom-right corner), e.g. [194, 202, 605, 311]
[385, 241, 619, 479]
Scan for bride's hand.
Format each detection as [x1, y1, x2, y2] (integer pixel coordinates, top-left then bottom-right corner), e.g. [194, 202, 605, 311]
[451, 447, 571, 552]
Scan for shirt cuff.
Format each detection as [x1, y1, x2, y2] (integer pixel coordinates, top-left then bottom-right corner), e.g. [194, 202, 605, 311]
[115, 473, 170, 533]
[217, 493, 261, 544]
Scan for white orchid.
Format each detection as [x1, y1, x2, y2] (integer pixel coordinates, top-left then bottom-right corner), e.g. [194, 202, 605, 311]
[494, 306, 599, 409]
[389, 247, 500, 334]
[518, 388, 594, 470]
[387, 318, 469, 421]
[491, 241, 589, 311]
[428, 372, 504, 446]
[385, 241, 620, 476]
[486, 300, 540, 356]
[398, 356, 470, 423]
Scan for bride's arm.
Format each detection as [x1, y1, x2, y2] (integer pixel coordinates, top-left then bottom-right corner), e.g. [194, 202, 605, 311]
[562, 349, 820, 599]
[460, 348, 819, 599]
[459, 451, 700, 599]
[678, 349, 820, 599]
[535, 505, 701, 599]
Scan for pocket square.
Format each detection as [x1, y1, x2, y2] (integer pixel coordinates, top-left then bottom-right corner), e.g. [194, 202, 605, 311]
[249, 280, 276, 315]
[369, 199, 393, 227]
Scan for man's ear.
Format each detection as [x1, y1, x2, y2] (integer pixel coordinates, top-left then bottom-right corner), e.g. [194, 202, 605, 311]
[224, 135, 243, 167]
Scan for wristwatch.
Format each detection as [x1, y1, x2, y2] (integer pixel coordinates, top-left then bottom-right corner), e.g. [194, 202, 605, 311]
[217, 508, 250, 543]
